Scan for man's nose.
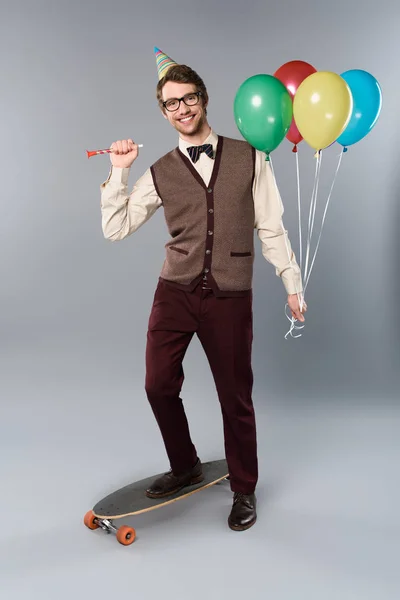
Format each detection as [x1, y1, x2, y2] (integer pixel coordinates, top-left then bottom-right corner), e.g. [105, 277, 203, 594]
[178, 101, 191, 115]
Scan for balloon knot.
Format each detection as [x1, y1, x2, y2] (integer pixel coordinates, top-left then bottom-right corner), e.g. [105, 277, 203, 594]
[265, 153, 270, 162]
[343, 146, 348, 153]
[292, 145, 298, 153]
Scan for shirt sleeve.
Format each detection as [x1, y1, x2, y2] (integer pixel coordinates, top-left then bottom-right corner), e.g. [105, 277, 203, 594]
[253, 150, 303, 295]
[100, 165, 162, 241]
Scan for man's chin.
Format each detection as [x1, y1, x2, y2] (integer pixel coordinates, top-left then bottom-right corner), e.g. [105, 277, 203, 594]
[178, 125, 196, 135]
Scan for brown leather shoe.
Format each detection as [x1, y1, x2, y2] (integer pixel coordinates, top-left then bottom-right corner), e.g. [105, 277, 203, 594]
[145, 458, 204, 499]
[228, 492, 257, 531]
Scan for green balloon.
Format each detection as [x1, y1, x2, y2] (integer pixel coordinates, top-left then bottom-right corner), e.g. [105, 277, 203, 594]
[234, 74, 293, 157]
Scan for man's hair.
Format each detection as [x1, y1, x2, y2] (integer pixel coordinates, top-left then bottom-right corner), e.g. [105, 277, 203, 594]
[156, 64, 208, 113]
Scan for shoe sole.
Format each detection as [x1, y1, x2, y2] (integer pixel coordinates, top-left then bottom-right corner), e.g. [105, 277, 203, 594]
[228, 517, 257, 532]
[145, 474, 205, 499]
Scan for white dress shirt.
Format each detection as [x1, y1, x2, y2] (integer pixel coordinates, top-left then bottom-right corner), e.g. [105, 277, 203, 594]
[100, 129, 303, 295]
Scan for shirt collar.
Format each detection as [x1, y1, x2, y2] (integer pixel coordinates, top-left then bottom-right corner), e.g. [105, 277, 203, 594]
[179, 129, 218, 158]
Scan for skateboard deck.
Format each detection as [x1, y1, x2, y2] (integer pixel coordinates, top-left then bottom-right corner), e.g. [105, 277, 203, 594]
[84, 459, 229, 546]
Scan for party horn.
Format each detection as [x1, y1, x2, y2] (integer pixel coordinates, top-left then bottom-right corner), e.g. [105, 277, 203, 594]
[86, 144, 143, 158]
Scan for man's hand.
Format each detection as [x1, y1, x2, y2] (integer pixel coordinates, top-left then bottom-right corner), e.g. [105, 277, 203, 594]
[109, 139, 139, 169]
[287, 293, 307, 322]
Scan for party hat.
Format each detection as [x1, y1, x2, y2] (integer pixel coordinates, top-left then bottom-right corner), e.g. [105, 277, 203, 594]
[154, 46, 178, 80]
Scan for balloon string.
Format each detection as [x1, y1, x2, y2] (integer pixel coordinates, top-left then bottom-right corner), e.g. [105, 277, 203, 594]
[304, 148, 344, 292]
[309, 152, 322, 248]
[296, 150, 302, 272]
[302, 156, 319, 284]
[276, 146, 343, 338]
[284, 303, 304, 339]
[303, 151, 322, 285]
[269, 156, 305, 340]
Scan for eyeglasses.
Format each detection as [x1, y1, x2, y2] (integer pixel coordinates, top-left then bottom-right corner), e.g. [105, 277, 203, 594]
[162, 91, 203, 112]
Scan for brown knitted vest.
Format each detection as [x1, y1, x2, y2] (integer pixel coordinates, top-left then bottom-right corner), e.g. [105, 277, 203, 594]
[150, 136, 255, 297]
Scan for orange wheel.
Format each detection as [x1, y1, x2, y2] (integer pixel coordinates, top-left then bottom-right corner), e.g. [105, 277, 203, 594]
[116, 525, 136, 545]
[84, 510, 99, 530]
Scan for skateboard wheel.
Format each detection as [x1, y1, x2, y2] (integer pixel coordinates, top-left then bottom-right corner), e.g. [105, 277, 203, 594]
[84, 510, 99, 530]
[116, 526, 136, 546]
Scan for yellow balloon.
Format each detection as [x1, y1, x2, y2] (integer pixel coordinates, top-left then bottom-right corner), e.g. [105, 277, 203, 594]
[293, 71, 353, 150]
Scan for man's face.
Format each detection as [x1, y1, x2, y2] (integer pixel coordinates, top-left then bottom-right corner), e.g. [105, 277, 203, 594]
[161, 81, 207, 136]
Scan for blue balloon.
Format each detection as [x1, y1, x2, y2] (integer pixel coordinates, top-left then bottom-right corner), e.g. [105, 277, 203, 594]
[337, 69, 382, 149]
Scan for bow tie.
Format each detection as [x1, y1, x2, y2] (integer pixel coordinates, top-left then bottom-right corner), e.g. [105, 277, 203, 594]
[186, 143, 214, 163]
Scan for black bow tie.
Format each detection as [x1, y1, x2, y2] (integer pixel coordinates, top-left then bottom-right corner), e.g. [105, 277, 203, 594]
[186, 143, 214, 163]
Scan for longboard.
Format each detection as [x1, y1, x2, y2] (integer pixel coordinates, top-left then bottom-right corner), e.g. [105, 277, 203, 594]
[84, 459, 229, 546]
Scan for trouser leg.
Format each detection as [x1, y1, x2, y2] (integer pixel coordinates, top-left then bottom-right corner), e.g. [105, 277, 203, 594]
[197, 290, 258, 494]
[145, 280, 198, 474]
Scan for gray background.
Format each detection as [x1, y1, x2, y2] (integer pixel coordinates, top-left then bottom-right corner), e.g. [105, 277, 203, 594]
[1, 0, 399, 598]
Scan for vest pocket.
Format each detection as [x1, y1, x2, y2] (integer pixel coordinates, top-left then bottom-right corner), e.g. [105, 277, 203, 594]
[230, 251, 252, 257]
[170, 246, 189, 255]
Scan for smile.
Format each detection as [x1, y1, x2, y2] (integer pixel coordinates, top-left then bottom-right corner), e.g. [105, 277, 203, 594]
[179, 115, 195, 123]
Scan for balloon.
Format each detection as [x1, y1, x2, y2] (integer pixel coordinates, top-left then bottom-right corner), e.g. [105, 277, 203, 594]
[234, 74, 293, 157]
[293, 71, 353, 150]
[274, 60, 317, 148]
[337, 69, 382, 149]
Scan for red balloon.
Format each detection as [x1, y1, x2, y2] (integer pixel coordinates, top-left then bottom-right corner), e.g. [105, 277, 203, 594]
[274, 60, 317, 149]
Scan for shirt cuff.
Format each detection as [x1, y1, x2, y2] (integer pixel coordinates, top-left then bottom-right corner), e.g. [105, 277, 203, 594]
[101, 166, 131, 188]
[109, 166, 130, 185]
[281, 269, 303, 295]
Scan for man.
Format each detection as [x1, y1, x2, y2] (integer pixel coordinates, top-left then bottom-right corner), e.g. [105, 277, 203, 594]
[100, 48, 305, 532]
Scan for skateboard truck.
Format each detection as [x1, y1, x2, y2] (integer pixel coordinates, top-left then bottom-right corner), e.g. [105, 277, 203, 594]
[98, 518, 117, 534]
[84, 511, 136, 546]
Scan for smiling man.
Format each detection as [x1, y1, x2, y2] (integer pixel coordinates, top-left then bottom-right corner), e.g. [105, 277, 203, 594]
[99, 48, 305, 532]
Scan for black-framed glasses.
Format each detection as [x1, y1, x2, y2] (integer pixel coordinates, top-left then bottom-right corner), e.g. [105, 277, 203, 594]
[162, 91, 203, 112]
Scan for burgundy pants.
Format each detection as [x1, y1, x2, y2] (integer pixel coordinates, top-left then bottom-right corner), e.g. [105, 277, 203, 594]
[145, 278, 258, 494]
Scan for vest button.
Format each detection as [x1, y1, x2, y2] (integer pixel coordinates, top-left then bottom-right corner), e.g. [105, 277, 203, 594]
[207, 188, 213, 193]
[208, 208, 214, 213]
[208, 230, 213, 235]
[204, 268, 209, 273]
[206, 249, 211, 254]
